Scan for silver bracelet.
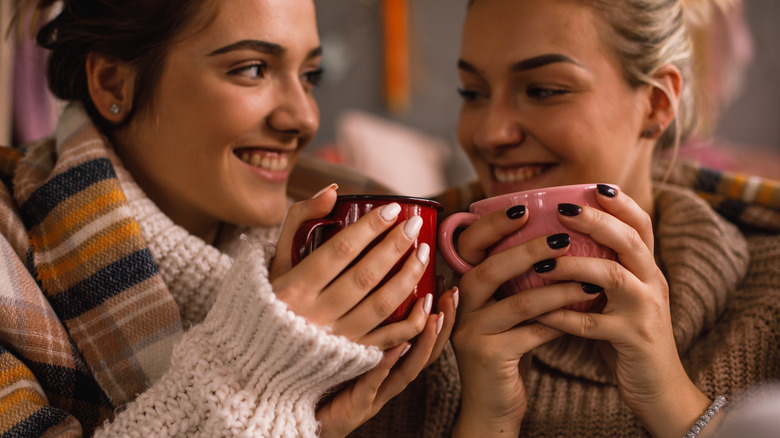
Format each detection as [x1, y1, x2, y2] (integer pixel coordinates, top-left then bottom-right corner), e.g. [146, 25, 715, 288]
[683, 396, 726, 438]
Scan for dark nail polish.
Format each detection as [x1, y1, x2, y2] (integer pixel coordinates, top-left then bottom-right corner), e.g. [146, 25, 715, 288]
[533, 259, 556, 273]
[547, 233, 571, 249]
[558, 203, 582, 216]
[506, 205, 526, 219]
[597, 184, 617, 198]
[581, 283, 604, 294]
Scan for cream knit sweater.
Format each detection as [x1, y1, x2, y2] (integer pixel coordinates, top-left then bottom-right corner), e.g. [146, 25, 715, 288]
[93, 153, 384, 437]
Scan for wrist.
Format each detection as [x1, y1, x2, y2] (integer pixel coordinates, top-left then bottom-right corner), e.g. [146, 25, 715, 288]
[637, 374, 712, 437]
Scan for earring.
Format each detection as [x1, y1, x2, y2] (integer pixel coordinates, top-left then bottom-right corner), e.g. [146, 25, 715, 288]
[109, 103, 121, 115]
[641, 123, 662, 138]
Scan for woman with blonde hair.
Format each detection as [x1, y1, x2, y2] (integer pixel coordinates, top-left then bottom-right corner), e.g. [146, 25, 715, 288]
[446, 0, 780, 436]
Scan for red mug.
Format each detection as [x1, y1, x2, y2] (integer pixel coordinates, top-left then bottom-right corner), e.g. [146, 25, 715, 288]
[292, 195, 442, 324]
[438, 184, 617, 312]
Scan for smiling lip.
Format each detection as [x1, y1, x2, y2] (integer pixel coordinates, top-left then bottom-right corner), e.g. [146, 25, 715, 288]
[234, 147, 294, 182]
[493, 163, 553, 183]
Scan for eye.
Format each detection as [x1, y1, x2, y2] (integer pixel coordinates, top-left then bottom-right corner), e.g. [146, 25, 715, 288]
[526, 86, 569, 100]
[228, 62, 267, 79]
[302, 68, 324, 87]
[457, 87, 486, 102]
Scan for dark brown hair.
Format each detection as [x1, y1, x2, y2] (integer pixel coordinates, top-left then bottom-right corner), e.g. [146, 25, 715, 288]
[29, 0, 217, 130]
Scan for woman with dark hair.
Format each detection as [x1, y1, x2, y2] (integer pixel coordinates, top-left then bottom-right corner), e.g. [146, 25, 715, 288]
[0, 1, 459, 436]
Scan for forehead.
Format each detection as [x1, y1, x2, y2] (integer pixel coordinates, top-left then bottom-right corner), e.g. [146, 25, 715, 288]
[461, 0, 610, 70]
[180, 0, 319, 52]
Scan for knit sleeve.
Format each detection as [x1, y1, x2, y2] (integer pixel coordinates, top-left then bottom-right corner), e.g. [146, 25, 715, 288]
[96, 237, 384, 437]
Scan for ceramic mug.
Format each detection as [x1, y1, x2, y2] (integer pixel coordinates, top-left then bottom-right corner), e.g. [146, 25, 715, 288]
[438, 184, 618, 312]
[292, 195, 443, 324]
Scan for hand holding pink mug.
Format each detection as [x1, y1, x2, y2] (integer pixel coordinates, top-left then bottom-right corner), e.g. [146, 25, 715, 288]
[438, 184, 617, 312]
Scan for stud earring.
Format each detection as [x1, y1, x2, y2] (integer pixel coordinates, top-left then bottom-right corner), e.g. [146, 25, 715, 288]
[109, 103, 121, 115]
[641, 123, 662, 138]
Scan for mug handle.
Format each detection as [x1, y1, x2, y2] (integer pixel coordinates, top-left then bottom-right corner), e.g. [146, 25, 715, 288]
[437, 212, 480, 275]
[291, 218, 343, 266]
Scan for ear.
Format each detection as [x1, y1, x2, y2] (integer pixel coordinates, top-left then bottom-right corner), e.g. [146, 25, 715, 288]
[640, 64, 683, 139]
[85, 53, 136, 123]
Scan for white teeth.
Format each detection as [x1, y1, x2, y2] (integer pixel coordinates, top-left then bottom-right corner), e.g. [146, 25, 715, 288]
[494, 165, 548, 183]
[238, 151, 289, 171]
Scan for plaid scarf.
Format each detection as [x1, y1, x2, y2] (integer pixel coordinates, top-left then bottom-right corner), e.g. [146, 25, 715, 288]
[0, 105, 183, 436]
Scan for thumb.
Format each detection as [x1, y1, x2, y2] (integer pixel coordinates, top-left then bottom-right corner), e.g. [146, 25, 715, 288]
[271, 183, 338, 279]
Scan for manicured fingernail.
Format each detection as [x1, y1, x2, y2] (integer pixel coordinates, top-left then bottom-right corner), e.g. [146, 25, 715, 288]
[435, 312, 445, 335]
[380, 203, 402, 222]
[547, 233, 571, 249]
[533, 259, 556, 273]
[452, 287, 459, 309]
[404, 215, 423, 238]
[400, 343, 411, 357]
[416, 243, 430, 264]
[597, 184, 617, 197]
[312, 183, 338, 199]
[506, 205, 526, 219]
[581, 282, 604, 294]
[423, 293, 433, 315]
[558, 203, 582, 216]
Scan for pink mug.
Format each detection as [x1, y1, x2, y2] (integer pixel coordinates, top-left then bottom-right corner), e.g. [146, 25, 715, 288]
[438, 184, 617, 312]
[292, 195, 443, 324]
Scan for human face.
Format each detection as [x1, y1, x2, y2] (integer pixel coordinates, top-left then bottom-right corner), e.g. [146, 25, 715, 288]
[457, 0, 654, 208]
[115, 0, 321, 242]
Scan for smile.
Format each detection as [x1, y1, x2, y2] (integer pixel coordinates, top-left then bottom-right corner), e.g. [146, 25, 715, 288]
[493, 164, 552, 183]
[235, 148, 290, 172]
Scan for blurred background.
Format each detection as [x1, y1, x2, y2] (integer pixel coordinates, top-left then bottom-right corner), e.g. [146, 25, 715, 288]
[2, 0, 778, 197]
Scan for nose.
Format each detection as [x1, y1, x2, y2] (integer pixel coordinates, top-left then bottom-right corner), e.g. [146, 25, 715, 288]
[267, 78, 320, 139]
[473, 96, 524, 152]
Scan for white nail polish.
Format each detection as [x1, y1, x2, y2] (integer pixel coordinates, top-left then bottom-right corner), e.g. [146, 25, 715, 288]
[400, 343, 411, 357]
[452, 287, 459, 309]
[435, 312, 444, 335]
[423, 293, 433, 315]
[380, 203, 402, 222]
[404, 215, 423, 239]
[312, 183, 338, 199]
[416, 243, 430, 264]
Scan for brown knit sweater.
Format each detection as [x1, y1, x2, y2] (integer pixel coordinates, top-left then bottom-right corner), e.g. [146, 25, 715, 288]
[353, 174, 780, 437]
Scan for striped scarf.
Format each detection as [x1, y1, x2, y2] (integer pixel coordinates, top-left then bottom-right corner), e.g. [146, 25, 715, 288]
[1, 104, 184, 435]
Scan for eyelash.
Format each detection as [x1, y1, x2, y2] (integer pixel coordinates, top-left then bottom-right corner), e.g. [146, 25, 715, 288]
[228, 63, 323, 88]
[303, 68, 324, 87]
[229, 62, 267, 78]
[457, 86, 570, 102]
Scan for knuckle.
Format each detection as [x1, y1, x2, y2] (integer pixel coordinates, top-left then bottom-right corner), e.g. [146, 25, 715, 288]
[371, 294, 396, 318]
[580, 312, 598, 334]
[332, 237, 355, 259]
[353, 268, 379, 290]
[508, 294, 532, 317]
[626, 228, 646, 254]
[471, 259, 500, 285]
[606, 261, 627, 287]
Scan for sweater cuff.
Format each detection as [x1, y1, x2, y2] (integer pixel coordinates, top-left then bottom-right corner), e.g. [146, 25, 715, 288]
[186, 236, 382, 434]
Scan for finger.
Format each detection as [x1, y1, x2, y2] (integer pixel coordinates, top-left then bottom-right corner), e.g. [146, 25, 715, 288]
[556, 204, 657, 282]
[271, 183, 338, 279]
[538, 255, 651, 308]
[534, 306, 623, 343]
[455, 320, 563, 369]
[469, 281, 604, 334]
[425, 287, 458, 367]
[374, 313, 441, 407]
[459, 232, 572, 311]
[283, 202, 403, 301]
[349, 343, 406, 410]
[355, 291, 432, 348]
[319, 217, 422, 326]
[593, 184, 655, 254]
[456, 205, 530, 265]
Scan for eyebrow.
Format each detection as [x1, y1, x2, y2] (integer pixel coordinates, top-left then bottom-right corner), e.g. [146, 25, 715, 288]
[458, 53, 581, 74]
[208, 39, 324, 60]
